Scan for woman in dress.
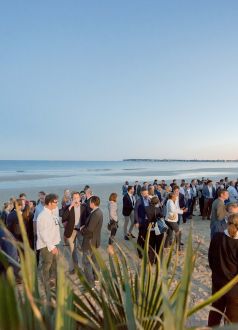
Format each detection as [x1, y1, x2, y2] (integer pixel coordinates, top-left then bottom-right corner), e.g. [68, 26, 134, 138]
[108, 193, 118, 245]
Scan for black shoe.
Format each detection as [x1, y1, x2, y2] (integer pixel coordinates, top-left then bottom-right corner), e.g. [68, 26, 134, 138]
[124, 235, 129, 240]
[180, 242, 184, 246]
[128, 233, 136, 238]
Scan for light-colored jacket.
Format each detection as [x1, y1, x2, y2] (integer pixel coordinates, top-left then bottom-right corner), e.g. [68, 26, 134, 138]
[108, 201, 118, 222]
[227, 186, 238, 203]
[165, 199, 183, 223]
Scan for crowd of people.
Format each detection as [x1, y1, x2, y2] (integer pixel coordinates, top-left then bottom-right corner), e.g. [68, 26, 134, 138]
[1, 176, 238, 326]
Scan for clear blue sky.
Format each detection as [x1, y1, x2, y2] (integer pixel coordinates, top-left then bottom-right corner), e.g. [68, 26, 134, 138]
[1, 0, 238, 160]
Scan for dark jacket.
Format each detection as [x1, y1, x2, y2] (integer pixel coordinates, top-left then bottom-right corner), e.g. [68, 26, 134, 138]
[178, 193, 186, 209]
[208, 232, 238, 296]
[81, 208, 103, 251]
[84, 196, 93, 218]
[122, 193, 135, 216]
[145, 205, 163, 225]
[134, 197, 148, 227]
[134, 184, 142, 196]
[0, 228, 18, 275]
[202, 186, 216, 199]
[62, 204, 87, 238]
[6, 210, 22, 241]
[210, 219, 227, 240]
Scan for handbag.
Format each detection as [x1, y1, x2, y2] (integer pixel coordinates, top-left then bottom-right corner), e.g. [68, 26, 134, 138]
[107, 219, 118, 231]
[154, 209, 168, 234]
[157, 218, 168, 234]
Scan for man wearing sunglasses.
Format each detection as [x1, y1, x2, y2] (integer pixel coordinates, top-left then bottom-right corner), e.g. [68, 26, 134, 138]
[36, 193, 61, 287]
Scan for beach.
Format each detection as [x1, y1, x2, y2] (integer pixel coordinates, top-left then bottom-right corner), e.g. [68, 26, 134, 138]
[1, 161, 236, 327]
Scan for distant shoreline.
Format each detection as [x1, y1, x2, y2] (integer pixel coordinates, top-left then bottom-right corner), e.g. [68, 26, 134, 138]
[123, 159, 238, 162]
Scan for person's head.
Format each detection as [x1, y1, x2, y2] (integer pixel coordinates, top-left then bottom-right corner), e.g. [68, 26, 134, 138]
[148, 185, 155, 196]
[45, 194, 59, 210]
[125, 181, 129, 186]
[29, 200, 36, 211]
[181, 179, 185, 185]
[165, 185, 172, 193]
[227, 213, 238, 238]
[230, 180, 235, 187]
[173, 186, 180, 196]
[180, 182, 185, 188]
[109, 193, 117, 202]
[207, 180, 213, 187]
[225, 177, 228, 182]
[173, 179, 177, 184]
[89, 196, 100, 209]
[227, 202, 238, 215]
[217, 189, 229, 201]
[127, 185, 134, 194]
[135, 181, 138, 185]
[141, 187, 149, 198]
[157, 184, 162, 191]
[19, 193, 27, 201]
[38, 191, 46, 204]
[191, 179, 197, 185]
[85, 187, 93, 198]
[168, 192, 176, 202]
[80, 190, 85, 198]
[187, 182, 192, 189]
[150, 196, 159, 206]
[64, 189, 71, 198]
[71, 192, 81, 205]
[3, 202, 11, 212]
[14, 198, 25, 211]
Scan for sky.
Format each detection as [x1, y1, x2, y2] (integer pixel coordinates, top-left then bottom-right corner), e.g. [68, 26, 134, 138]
[1, 0, 238, 161]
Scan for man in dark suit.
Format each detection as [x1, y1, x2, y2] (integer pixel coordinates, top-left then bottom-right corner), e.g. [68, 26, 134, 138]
[122, 186, 136, 240]
[134, 187, 150, 258]
[202, 180, 216, 220]
[83, 187, 94, 218]
[7, 199, 25, 242]
[81, 196, 103, 286]
[134, 181, 142, 199]
[62, 192, 87, 274]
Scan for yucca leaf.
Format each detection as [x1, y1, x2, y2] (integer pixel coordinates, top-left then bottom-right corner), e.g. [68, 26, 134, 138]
[187, 273, 238, 317]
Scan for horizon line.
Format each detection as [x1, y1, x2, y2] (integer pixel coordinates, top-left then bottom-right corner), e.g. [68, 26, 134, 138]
[0, 158, 238, 162]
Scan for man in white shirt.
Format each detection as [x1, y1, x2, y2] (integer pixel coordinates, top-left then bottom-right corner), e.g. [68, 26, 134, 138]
[37, 193, 61, 286]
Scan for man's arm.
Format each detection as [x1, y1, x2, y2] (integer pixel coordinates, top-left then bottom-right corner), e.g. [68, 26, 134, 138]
[61, 206, 70, 222]
[134, 199, 140, 224]
[37, 217, 56, 252]
[217, 203, 228, 221]
[82, 211, 99, 237]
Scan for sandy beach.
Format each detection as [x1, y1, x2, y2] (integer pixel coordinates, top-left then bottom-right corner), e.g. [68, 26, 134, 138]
[0, 181, 213, 327]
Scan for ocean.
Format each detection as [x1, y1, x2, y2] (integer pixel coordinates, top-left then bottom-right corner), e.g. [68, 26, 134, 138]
[0, 160, 238, 190]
